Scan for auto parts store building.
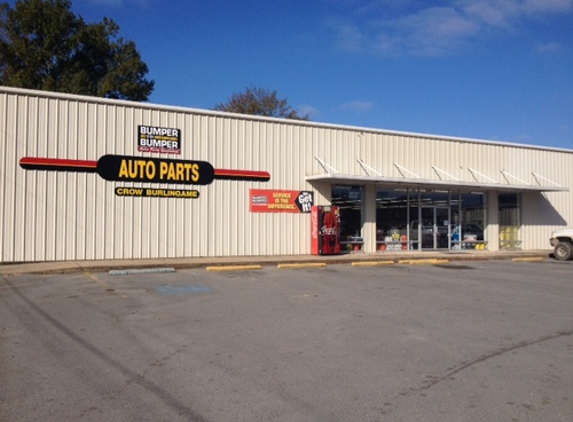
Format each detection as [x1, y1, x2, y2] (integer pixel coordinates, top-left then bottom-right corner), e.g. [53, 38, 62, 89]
[1, 86, 572, 263]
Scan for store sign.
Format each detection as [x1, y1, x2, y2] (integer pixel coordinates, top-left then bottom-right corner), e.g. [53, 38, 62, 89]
[19, 121, 271, 202]
[138, 125, 181, 154]
[19, 156, 271, 192]
[97, 155, 215, 185]
[250, 189, 314, 213]
[115, 187, 199, 198]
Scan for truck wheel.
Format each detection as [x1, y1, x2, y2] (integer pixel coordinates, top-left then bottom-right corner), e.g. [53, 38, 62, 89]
[554, 242, 573, 261]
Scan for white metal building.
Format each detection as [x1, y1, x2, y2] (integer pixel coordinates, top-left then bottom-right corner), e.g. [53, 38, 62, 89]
[1, 86, 572, 263]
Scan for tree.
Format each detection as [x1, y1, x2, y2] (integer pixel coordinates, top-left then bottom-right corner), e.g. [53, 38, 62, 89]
[0, 0, 154, 101]
[214, 86, 309, 120]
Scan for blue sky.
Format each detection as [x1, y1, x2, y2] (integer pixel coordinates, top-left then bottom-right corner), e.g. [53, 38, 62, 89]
[30, 1, 573, 148]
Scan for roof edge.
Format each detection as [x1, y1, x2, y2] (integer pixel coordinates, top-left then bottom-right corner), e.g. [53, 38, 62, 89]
[2, 85, 572, 155]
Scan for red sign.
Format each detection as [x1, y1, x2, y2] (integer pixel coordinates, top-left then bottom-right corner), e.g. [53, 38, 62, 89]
[250, 189, 313, 213]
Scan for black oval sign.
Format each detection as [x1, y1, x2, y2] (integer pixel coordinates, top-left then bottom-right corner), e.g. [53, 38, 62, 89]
[97, 155, 215, 185]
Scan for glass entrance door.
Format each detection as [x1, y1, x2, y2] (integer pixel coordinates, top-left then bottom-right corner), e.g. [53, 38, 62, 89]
[418, 206, 450, 250]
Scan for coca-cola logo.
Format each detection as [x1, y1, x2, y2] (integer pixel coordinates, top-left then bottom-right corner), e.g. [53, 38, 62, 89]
[321, 225, 337, 236]
[311, 210, 318, 239]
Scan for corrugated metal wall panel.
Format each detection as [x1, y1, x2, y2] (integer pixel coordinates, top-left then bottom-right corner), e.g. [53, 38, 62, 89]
[2, 86, 573, 262]
[1, 95, 10, 260]
[520, 149, 573, 249]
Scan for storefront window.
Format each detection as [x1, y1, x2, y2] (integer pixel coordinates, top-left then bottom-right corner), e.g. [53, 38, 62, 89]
[454, 193, 486, 249]
[499, 193, 521, 249]
[376, 189, 411, 251]
[336, 186, 488, 252]
[331, 185, 362, 239]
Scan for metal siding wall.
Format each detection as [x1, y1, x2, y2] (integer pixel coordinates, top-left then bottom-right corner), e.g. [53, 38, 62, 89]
[520, 150, 573, 249]
[1, 94, 11, 260]
[2, 87, 573, 262]
[359, 133, 546, 186]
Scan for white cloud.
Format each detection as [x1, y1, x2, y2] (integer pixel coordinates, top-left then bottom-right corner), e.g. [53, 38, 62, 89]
[329, 20, 365, 53]
[522, 0, 573, 14]
[328, 0, 573, 56]
[460, 1, 515, 28]
[535, 42, 562, 53]
[340, 101, 376, 113]
[299, 105, 320, 118]
[375, 7, 481, 56]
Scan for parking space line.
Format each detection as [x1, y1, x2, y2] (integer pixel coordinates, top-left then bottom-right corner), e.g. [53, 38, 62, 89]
[85, 272, 128, 298]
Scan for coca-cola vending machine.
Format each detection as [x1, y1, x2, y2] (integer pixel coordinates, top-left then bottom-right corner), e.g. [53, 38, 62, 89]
[311, 205, 341, 255]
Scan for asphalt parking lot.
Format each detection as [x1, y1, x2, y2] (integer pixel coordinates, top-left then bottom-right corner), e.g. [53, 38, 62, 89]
[1, 260, 572, 422]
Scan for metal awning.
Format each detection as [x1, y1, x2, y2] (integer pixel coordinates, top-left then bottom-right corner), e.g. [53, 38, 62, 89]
[308, 158, 569, 193]
[305, 173, 569, 193]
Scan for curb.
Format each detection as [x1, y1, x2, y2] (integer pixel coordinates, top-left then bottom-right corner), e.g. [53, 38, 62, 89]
[398, 259, 450, 265]
[109, 267, 176, 276]
[205, 265, 263, 272]
[0, 251, 553, 276]
[511, 257, 545, 262]
[277, 263, 328, 269]
[351, 261, 395, 267]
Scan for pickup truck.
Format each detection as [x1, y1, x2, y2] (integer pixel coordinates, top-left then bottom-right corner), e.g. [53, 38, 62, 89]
[550, 228, 573, 261]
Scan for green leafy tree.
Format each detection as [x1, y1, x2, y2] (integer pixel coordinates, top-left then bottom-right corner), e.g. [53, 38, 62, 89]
[214, 85, 309, 120]
[0, 0, 154, 101]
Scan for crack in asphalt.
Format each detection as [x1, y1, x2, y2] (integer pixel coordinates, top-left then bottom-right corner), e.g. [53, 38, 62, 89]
[382, 330, 573, 417]
[420, 329, 573, 391]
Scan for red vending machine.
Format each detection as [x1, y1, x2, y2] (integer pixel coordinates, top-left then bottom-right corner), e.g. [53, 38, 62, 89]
[311, 205, 341, 255]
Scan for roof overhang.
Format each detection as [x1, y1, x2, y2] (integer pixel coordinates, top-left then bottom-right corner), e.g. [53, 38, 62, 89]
[305, 174, 569, 193]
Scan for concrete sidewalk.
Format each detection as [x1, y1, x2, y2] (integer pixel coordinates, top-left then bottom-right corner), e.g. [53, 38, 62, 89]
[0, 249, 554, 277]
